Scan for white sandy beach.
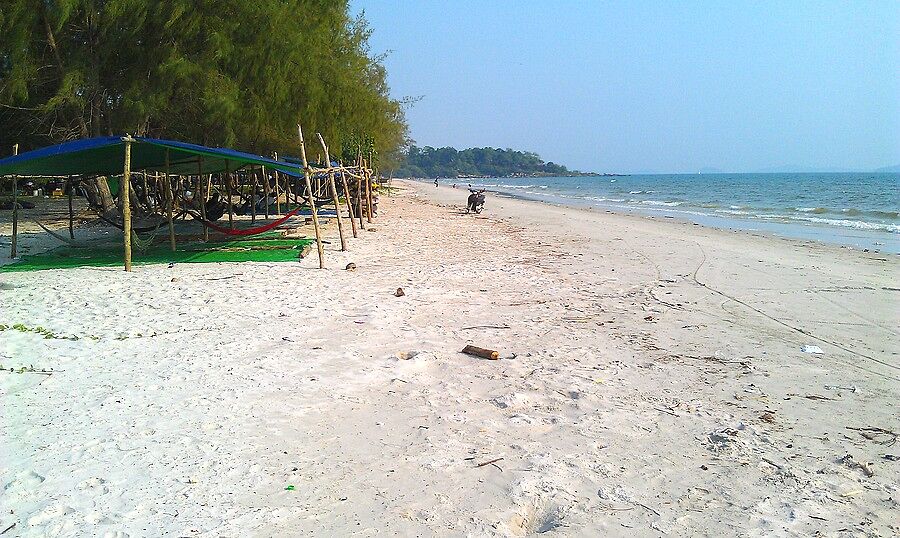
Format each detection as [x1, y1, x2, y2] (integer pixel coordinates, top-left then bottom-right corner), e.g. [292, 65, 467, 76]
[1, 181, 898, 536]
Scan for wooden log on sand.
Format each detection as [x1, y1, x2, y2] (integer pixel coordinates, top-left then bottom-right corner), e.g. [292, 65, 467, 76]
[461, 345, 500, 360]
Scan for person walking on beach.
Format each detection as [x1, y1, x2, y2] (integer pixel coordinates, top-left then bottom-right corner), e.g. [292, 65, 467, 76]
[434, 179, 439, 187]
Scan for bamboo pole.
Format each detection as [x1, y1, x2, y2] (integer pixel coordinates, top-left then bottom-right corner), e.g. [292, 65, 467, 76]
[251, 170, 258, 223]
[297, 123, 324, 268]
[364, 159, 374, 223]
[272, 152, 282, 214]
[142, 171, 150, 213]
[198, 158, 208, 241]
[225, 163, 233, 230]
[356, 155, 366, 231]
[122, 137, 133, 271]
[262, 166, 270, 219]
[10, 144, 18, 258]
[316, 133, 346, 251]
[164, 149, 176, 252]
[67, 176, 74, 239]
[338, 161, 357, 238]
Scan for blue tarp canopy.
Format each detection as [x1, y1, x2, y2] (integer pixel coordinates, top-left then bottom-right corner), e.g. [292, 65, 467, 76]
[0, 136, 304, 177]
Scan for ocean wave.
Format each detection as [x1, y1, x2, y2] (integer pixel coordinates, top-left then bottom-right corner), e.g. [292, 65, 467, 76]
[794, 207, 829, 214]
[791, 216, 900, 233]
[640, 200, 682, 207]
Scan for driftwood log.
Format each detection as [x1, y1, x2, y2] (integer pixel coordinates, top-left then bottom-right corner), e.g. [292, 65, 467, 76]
[461, 345, 499, 360]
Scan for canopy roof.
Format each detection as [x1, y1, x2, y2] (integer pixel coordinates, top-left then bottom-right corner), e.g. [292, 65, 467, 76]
[0, 136, 303, 177]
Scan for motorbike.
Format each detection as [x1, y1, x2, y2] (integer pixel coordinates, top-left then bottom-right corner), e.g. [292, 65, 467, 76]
[466, 189, 486, 213]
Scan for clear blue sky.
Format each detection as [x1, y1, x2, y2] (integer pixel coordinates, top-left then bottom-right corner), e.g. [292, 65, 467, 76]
[350, 0, 899, 173]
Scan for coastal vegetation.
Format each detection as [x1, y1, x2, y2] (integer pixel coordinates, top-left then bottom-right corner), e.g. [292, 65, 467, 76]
[0, 1, 407, 164]
[395, 145, 595, 178]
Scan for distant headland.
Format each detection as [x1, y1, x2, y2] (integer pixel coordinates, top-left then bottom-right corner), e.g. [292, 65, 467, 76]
[394, 145, 624, 178]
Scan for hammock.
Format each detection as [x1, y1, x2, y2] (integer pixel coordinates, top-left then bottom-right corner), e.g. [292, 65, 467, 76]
[32, 219, 94, 248]
[191, 206, 302, 236]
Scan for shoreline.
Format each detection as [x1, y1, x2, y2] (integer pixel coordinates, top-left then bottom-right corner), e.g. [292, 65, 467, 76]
[2, 184, 897, 535]
[410, 176, 899, 255]
[402, 179, 898, 261]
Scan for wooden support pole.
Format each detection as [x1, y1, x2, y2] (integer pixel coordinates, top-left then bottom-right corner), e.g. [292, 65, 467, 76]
[338, 161, 357, 238]
[10, 144, 18, 258]
[198, 158, 208, 241]
[226, 163, 233, 230]
[67, 176, 75, 239]
[122, 138, 133, 271]
[164, 149, 176, 252]
[262, 166, 270, 219]
[297, 123, 325, 268]
[316, 133, 347, 251]
[356, 155, 366, 231]
[142, 171, 150, 212]
[364, 159, 374, 223]
[272, 152, 282, 214]
[251, 170, 258, 223]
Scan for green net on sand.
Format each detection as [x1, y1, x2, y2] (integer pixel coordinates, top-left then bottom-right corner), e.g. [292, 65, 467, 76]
[1, 234, 314, 272]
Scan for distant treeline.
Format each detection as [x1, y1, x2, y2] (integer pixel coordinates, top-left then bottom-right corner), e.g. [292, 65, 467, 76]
[395, 146, 594, 178]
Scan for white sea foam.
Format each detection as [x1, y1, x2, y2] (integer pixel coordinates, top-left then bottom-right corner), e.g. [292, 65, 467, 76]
[641, 200, 682, 207]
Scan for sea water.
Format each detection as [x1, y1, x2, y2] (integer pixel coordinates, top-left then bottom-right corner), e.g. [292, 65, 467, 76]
[440, 173, 899, 254]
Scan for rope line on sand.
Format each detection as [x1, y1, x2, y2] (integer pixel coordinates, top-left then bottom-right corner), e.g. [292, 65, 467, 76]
[690, 242, 900, 379]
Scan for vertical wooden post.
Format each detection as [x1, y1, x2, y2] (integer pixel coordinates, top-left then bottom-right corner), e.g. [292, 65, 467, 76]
[297, 123, 325, 268]
[272, 152, 282, 214]
[164, 149, 176, 252]
[262, 166, 270, 219]
[142, 171, 150, 213]
[251, 170, 258, 223]
[122, 138, 134, 271]
[316, 133, 346, 251]
[10, 143, 18, 258]
[339, 165, 358, 238]
[67, 176, 75, 239]
[198, 157, 208, 241]
[356, 156, 366, 230]
[364, 159, 374, 223]
[225, 162, 233, 230]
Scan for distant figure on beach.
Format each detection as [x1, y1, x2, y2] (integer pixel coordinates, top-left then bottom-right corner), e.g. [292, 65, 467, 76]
[434, 179, 438, 187]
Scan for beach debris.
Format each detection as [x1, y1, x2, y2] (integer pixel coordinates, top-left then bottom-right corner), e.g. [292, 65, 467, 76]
[824, 384, 857, 393]
[345, 262, 357, 271]
[846, 427, 897, 446]
[881, 454, 899, 461]
[1, 522, 17, 535]
[461, 345, 500, 360]
[396, 350, 420, 360]
[461, 324, 510, 330]
[838, 454, 875, 477]
[394, 287, 405, 297]
[759, 411, 776, 423]
[474, 457, 504, 468]
[801, 345, 824, 354]
[285, 485, 295, 491]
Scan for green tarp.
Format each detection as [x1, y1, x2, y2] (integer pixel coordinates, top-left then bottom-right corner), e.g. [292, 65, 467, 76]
[0, 234, 314, 272]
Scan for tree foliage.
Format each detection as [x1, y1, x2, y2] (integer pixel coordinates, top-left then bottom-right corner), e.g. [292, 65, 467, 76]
[0, 1, 407, 166]
[395, 146, 589, 178]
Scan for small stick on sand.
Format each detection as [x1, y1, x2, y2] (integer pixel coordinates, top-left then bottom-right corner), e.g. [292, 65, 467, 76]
[461, 345, 499, 360]
[475, 457, 504, 468]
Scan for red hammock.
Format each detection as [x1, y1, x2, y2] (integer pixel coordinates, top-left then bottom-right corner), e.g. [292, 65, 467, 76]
[196, 206, 302, 236]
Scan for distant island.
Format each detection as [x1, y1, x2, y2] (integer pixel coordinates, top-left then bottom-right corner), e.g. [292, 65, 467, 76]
[394, 145, 617, 178]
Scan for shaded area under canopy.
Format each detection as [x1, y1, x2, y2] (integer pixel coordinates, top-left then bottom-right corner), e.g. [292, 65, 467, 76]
[0, 136, 303, 177]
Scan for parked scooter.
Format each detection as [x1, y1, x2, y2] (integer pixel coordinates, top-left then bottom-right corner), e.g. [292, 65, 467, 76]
[466, 189, 485, 213]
